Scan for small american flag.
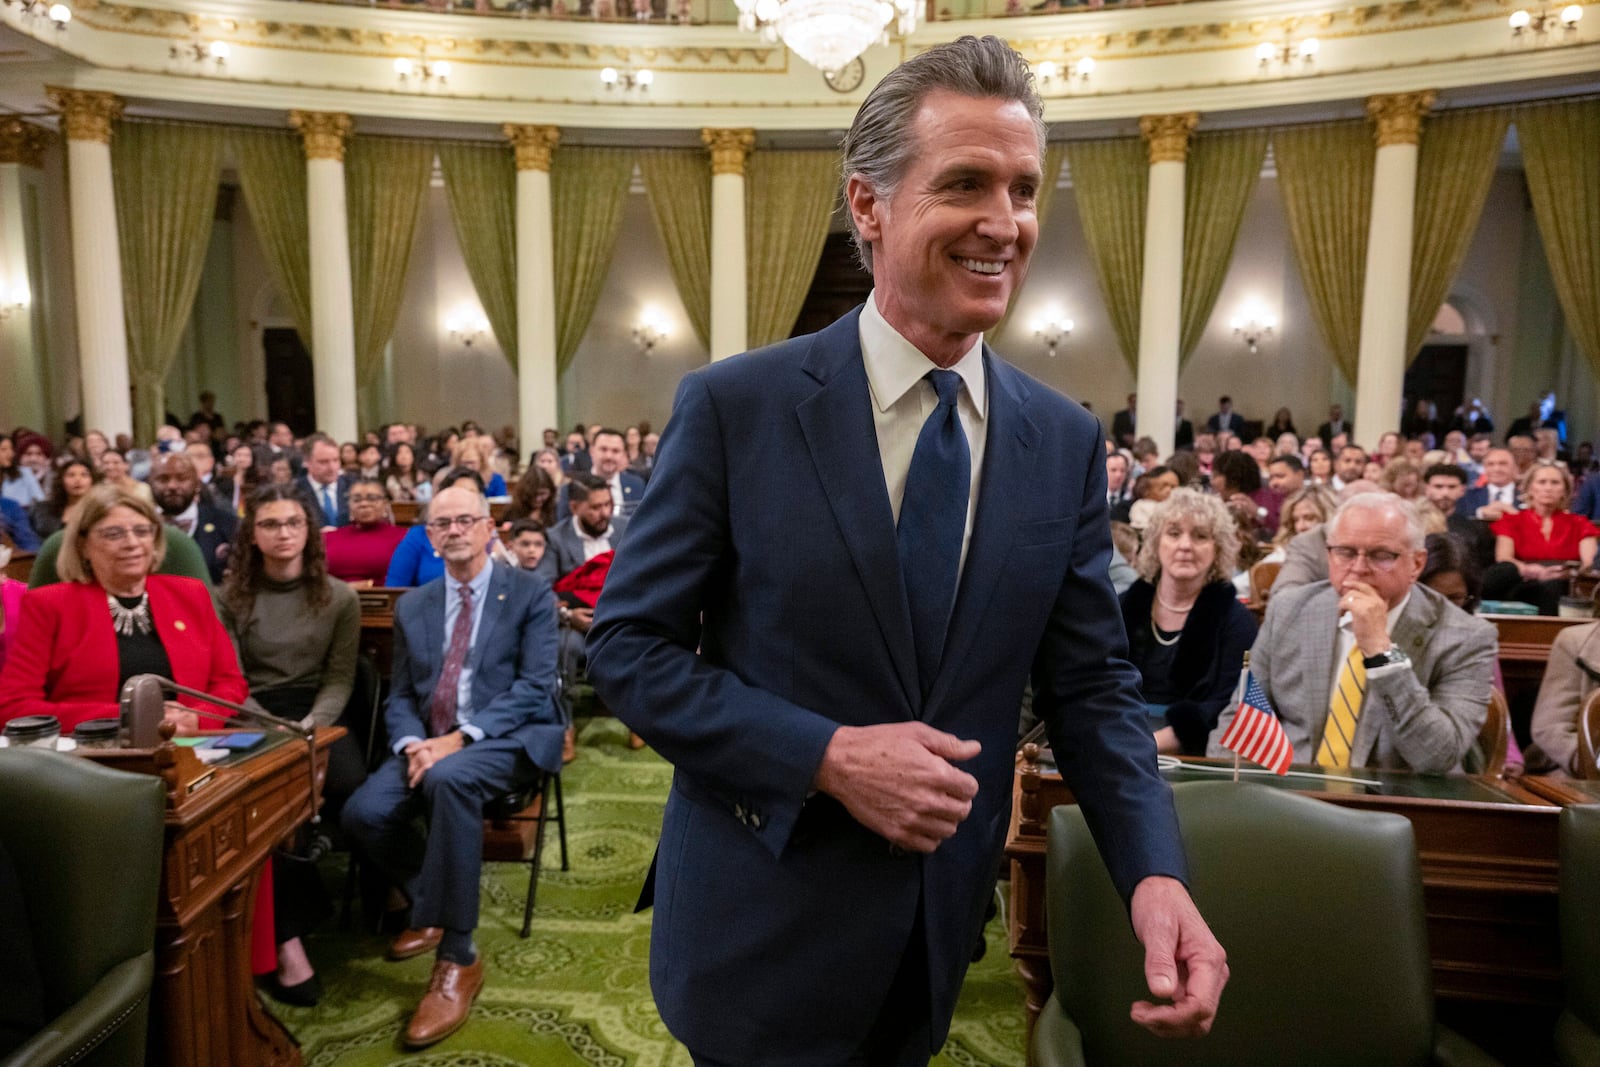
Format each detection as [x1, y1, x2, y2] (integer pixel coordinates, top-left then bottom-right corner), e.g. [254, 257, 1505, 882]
[1218, 670, 1293, 775]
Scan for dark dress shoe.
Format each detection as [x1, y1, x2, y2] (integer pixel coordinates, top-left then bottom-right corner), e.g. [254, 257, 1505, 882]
[389, 927, 443, 961]
[259, 973, 323, 1008]
[403, 958, 484, 1049]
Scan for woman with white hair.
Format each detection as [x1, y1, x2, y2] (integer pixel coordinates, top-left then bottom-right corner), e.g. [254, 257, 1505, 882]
[1119, 488, 1258, 756]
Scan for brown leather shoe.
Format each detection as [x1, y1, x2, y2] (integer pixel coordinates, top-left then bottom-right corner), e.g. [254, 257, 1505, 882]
[388, 926, 443, 961]
[402, 958, 484, 1049]
[562, 726, 577, 764]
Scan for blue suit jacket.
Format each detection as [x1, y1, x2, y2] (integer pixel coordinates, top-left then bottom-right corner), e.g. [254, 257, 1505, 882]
[554, 471, 646, 521]
[588, 307, 1185, 1064]
[296, 472, 353, 528]
[387, 562, 564, 774]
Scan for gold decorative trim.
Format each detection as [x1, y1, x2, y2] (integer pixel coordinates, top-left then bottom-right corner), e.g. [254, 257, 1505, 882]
[289, 110, 354, 161]
[504, 124, 559, 171]
[46, 88, 124, 144]
[1367, 90, 1435, 146]
[0, 118, 54, 167]
[1140, 112, 1198, 164]
[702, 127, 754, 175]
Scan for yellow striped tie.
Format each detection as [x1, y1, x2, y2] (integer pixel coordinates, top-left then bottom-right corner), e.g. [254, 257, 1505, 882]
[1317, 645, 1367, 768]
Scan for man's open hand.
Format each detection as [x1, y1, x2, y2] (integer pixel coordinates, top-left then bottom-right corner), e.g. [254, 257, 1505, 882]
[1129, 875, 1228, 1038]
[812, 723, 981, 852]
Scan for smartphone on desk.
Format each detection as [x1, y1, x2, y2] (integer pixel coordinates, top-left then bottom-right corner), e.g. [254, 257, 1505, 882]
[202, 732, 265, 751]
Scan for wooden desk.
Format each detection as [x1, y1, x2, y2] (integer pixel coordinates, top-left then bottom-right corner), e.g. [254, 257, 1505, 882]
[1490, 613, 1591, 707]
[357, 586, 406, 679]
[1006, 750, 1563, 1039]
[84, 728, 343, 1067]
[4, 550, 33, 582]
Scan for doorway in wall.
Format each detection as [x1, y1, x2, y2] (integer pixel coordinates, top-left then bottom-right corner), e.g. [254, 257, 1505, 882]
[1404, 344, 1468, 433]
[791, 232, 872, 339]
[263, 328, 316, 436]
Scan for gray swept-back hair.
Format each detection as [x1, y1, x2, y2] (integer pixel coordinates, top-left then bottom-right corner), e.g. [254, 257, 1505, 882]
[840, 35, 1046, 274]
[1330, 491, 1426, 553]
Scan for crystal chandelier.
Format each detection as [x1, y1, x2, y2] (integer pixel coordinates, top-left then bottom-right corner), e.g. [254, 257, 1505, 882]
[734, 0, 917, 75]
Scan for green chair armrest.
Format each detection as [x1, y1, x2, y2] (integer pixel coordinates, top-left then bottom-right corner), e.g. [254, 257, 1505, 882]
[0, 952, 153, 1067]
[1555, 1009, 1600, 1067]
[1030, 992, 1089, 1067]
[1433, 1022, 1503, 1067]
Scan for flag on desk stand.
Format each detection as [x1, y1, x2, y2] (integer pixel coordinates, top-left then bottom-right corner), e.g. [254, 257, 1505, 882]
[1218, 663, 1293, 777]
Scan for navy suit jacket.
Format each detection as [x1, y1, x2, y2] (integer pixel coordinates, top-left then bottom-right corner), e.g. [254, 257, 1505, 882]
[542, 513, 629, 581]
[188, 502, 238, 584]
[587, 307, 1185, 1064]
[296, 472, 353, 528]
[387, 562, 564, 775]
[1456, 483, 1520, 518]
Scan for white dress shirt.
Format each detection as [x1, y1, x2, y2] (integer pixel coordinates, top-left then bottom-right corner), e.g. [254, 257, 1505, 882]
[858, 292, 988, 574]
[573, 515, 616, 562]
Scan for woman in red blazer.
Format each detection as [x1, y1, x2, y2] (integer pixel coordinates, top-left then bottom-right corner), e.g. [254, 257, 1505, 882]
[0, 483, 247, 734]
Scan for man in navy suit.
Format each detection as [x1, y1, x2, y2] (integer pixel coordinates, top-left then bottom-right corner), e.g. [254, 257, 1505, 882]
[342, 486, 563, 1049]
[1204, 396, 1245, 436]
[556, 428, 645, 520]
[589, 36, 1225, 1067]
[1455, 446, 1521, 521]
[295, 434, 352, 528]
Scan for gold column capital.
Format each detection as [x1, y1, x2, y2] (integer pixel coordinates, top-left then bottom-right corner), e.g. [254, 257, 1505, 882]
[0, 118, 53, 167]
[702, 128, 755, 176]
[46, 88, 124, 144]
[288, 111, 354, 162]
[1366, 91, 1436, 148]
[1139, 113, 1199, 165]
[503, 124, 560, 172]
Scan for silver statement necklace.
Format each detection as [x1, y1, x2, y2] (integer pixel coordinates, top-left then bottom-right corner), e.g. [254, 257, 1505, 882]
[107, 591, 154, 637]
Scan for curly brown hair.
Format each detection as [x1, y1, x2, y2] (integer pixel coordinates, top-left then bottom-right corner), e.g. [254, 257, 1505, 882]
[221, 484, 331, 622]
[506, 464, 557, 527]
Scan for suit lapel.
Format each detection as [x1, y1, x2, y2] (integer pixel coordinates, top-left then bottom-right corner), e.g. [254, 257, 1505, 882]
[794, 312, 919, 713]
[416, 580, 447, 689]
[467, 564, 510, 679]
[1304, 586, 1341, 739]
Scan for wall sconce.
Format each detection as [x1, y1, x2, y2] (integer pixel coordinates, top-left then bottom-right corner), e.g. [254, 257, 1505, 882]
[446, 310, 488, 349]
[0, 283, 30, 321]
[633, 309, 669, 352]
[2, 0, 70, 29]
[1034, 57, 1095, 90]
[395, 55, 450, 86]
[1231, 308, 1276, 353]
[1033, 313, 1074, 358]
[170, 39, 229, 68]
[1509, 4, 1583, 38]
[600, 66, 654, 92]
[1255, 34, 1319, 72]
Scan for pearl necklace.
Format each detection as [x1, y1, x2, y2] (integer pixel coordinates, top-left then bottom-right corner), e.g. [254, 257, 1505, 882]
[1150, 616, 1182, 647]
[1155, 590, 1197, 614]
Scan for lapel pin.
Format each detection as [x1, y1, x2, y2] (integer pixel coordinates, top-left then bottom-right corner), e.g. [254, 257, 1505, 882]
[203, 523, 215, 533]
[497, 594, 506, 601]
[174, 620, 187, 631]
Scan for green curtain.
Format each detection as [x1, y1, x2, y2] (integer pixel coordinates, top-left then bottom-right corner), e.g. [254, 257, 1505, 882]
[745, 149, 838, 349]
[113, 121, 225, 444]
[229, 127, 313, 349]
[346, 137, 434, 390]
[552, 147, 635, 373]
[639, 149, 712, 349]
[1273, 122, 1374, 385]
[1066, 138, 1147, 372]
[1517, 98, 1600, 378]
[992, 142, 1067, 339]
[1405, 108, 1511, 361]
[437, 140, 519, 368]
[1179, 129, 1268, 364]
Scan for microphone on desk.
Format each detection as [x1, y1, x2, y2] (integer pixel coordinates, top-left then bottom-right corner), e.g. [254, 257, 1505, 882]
[118, 674, 323, 825]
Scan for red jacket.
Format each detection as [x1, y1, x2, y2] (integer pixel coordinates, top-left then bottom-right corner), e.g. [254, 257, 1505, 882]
[0, 574, 248, 734]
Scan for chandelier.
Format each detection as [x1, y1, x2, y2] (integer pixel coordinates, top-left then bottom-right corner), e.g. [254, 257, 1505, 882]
[734, 0, 916, 75]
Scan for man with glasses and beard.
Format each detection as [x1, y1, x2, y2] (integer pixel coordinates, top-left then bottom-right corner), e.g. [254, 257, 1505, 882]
[150, 452, 236, 583]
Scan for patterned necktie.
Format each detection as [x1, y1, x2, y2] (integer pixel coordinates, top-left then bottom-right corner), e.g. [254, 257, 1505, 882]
[1317, 644, 1367, 768]
[897, 369, 971, 698]
[429, 584, 475, 737]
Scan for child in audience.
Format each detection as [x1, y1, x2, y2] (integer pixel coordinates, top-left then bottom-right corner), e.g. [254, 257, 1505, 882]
[508, 519, 549, 573]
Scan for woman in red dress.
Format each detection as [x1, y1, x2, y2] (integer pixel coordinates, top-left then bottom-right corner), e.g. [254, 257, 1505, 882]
[1483, 462, 1598, 614]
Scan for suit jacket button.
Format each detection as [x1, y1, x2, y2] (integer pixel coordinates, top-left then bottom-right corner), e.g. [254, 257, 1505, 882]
[749, 812, 763, 830]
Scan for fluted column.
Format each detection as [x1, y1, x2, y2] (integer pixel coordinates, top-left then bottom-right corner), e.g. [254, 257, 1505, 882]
[1135, 113, 1197, 459]
[1354, 91, 1434, 450]
[505, 124, 561, 447]
[703, 128, 753, 361]
[0, 119, 51, 430]
[289, 110, 358, 442]
[49, 89, 131, 440]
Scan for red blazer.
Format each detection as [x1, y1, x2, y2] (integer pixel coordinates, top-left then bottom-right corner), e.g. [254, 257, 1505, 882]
[0, 574, 248, 734]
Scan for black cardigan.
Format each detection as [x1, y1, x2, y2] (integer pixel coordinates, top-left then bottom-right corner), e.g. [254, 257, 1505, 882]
[1119, 579, 1259, 755]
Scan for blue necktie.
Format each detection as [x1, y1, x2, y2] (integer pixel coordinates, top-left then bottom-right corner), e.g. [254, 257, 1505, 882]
[898, 369, 971, 697]
[323, 486, 336, 525]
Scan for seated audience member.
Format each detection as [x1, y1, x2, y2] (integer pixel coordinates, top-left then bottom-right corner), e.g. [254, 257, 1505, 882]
[1242, 486, 1338, 596]
[151, 452, 237, 584]
[556, 429, 644, 521]
[14, 434, 52, 492]
[1535, 427, 1562, 464]
[1423, 463, 1496, 569]
[545, 472, 629, 580]
[386, 470, 490, 588]
[507, 519, 549, 573]
[1331, 445, 1368, 492]
[1124, 465, 1180, 530]
[1210, 492, 1496, 772]
[1130, 437, 1161, 476]
[357, 443, 383, 481]
[384, 442, 431, 504]
[1266, 454, 1306, 500]
[1271, 478, 1381, 594]
[1378, 457, 1424, 500]
[339, 442, 360, 474]
[1306, 449, 1333, 486]
[0, 436, 44, 509]
[219, 485, 362, 1008]
[298, 434, 354, 529]
[1508, 434, 1538, 476]
[0, 552, 22, 673]
[184, 439, 222, 504]
[0, 495, 39, 553]
[342, 487, 563, 1050]
[632, 432, 659, 481]
[1105, 450, 1133, 511]
[1211, 450, 1278, 536]
[1108, 521, 1139, 595]
[216, 441, 259, 516]
[1121, 489, 1257, 756]
[1573, 464, 1600, 522]
[1483, 462, 1598, 615]
[324, 477, 408, 585]
[1165, 449, 1201, 490]
[533, 447, 567, 496]
[1374, 431, 1402, 469]
[94, 448, 154, 505]
[504, 465, 558, 529]
[1458, 446, 1521, 520]
[0, 484, 246, 734]
[1273, 432, 1301, 459]
[449, 434, 507, 497]
[1528, 621, 1600, 778]
[267, 456, 294, 486]
[1266, 407, 1297, 439]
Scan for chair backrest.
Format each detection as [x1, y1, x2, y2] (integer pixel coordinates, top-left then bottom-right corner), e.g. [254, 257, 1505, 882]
[1046, 780, 1435, 1067]
[0, 750, 165, 1013]
[1559, 805, 1600, 1061]
[1248, 560, 1281, 604]
[1579, 691, 1600, 780]
[1470, 688, 1510, 778]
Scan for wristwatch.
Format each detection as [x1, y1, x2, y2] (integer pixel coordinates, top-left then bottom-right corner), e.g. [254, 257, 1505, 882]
[1362, 646, 1410, 670]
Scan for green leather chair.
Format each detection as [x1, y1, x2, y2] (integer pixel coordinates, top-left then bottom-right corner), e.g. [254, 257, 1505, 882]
[0, 750, 165, 1067]
[1558, 804, 1600, 1066]
[1032, 780, 1499, 1067]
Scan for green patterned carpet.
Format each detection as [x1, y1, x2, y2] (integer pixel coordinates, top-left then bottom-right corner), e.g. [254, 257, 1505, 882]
[278, 717, 1030, 1066]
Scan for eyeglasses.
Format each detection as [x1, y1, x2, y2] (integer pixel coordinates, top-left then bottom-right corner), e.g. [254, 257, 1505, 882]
[427, 515, 486, 533]
[90, 524, 158, 543]
[348, 494, 387, 504]
[1326, 545, 1404, 570]
[257, 518, 308, 533]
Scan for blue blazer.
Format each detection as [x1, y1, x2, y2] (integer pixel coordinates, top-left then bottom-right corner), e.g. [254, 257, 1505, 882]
[588, 307, 1185, 1064]
[387, 562, 564, 774]
[296, 472, 353, 528]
